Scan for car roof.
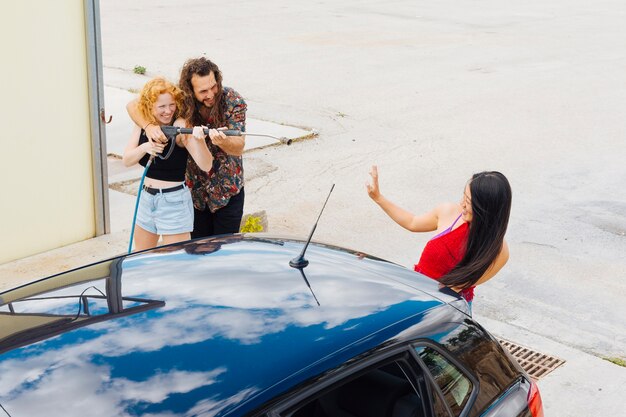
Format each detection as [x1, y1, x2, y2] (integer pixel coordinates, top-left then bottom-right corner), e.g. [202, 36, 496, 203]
[0, 235, 463, 417]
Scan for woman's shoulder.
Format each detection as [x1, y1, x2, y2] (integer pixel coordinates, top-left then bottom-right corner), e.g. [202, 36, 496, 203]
[435, 202, 462, 217]
[434, 202, 462, 227]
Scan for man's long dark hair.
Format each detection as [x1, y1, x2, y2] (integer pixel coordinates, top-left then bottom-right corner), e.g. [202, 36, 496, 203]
[439, 171, 512, 290]
[178, 57, 225, 127]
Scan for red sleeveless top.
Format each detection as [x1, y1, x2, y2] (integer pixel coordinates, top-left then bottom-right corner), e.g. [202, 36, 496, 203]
[414, 222, 475, 302]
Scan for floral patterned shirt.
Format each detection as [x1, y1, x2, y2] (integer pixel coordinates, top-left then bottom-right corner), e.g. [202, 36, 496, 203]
[185, 87, 247, 212]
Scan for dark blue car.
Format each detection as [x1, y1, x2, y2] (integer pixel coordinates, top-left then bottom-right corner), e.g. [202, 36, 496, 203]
[0, 235, 543, 417]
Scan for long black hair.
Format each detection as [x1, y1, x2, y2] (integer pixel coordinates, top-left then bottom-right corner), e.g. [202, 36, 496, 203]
[439, 171, 512, 289]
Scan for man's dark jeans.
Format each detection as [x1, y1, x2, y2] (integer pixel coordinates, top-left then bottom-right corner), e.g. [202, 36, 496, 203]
[191, 188, 245, 238]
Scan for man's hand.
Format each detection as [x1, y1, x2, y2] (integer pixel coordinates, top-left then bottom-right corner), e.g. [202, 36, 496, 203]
[126, 98, 168, 143]
[207, 127, 245, 156]
[145, 123, 168, 144]
[208, 128, 228, 147]
[193, 126, 208, 141]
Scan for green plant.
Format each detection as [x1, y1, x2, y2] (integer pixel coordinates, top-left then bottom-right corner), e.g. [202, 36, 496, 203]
[603, 357, 626, 367]
[133, 65, 146, 75]
[241, 216, 263, 233]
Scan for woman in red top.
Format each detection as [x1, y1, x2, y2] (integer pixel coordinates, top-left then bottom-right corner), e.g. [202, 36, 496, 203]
[366, 166, 512, 309]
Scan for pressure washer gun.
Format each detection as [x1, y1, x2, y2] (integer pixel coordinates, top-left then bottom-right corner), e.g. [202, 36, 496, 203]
[160, 126, 292, 145]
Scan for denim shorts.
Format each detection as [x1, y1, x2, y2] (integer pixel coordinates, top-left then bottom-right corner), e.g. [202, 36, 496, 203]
[136, 184, 194, 235]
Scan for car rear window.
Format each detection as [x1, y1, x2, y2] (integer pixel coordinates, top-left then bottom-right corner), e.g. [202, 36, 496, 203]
[415, 346, 473, 416]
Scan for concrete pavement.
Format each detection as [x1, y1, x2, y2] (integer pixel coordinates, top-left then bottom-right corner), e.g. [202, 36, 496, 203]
[2, 1, 626, 415]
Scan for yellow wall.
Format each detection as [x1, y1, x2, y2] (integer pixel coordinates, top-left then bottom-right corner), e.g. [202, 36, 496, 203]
[0, 0, 96, 263]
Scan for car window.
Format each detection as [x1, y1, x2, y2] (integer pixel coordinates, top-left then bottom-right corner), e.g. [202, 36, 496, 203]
[2, 281, 110, 316]
[283, 360, 427, 417]
[430, 389, 453, 417]
[414, 346, 472, 417]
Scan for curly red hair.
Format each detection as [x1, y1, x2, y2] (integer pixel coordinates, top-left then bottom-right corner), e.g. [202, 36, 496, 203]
[138, 77, 184, 125]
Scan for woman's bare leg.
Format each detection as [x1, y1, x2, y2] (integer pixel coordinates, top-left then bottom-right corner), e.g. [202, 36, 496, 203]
[161, 232, 191, 246]
[134, 225, 159, 251]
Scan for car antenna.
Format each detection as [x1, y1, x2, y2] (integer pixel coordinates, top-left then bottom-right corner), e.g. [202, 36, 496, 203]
[289, 184, 335, 269]
[297, 267, 320, 306]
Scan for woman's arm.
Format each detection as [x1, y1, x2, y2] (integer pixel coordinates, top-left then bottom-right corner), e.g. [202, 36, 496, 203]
[176, 118, 214, 171]
[122, 125, 164, 167]
[366, 165, 439, 232]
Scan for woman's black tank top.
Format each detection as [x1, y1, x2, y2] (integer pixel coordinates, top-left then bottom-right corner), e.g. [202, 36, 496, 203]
[138, 129, 189, 182]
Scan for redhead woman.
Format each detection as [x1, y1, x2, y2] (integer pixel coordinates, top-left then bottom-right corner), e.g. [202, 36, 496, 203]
[123, 77, 213, 251]
[367, 166, 512, 310]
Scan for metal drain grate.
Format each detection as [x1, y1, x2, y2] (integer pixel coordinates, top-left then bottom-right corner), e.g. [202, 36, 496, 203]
[499, 339, 565, 381]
